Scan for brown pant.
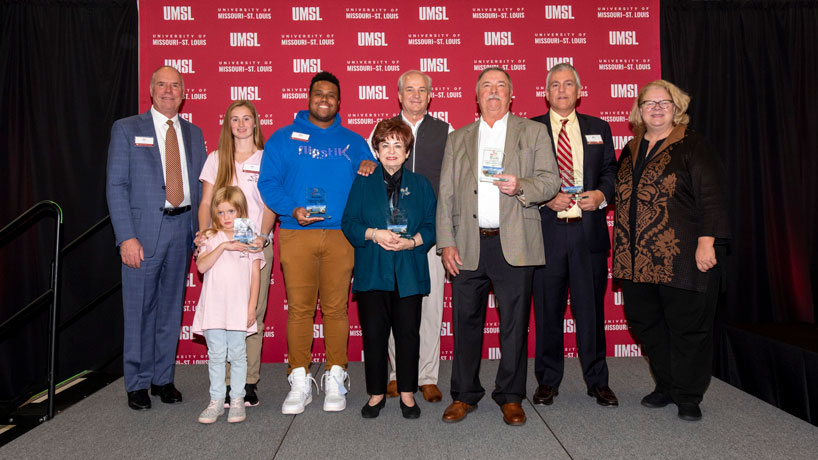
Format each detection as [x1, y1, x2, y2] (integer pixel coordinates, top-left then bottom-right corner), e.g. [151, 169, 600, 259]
[226, 243, 273, 386]
[279, 229, 354, 373]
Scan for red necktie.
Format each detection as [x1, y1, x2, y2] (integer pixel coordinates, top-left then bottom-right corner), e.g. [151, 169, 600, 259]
[556, 119, 576, 207]
[165, 120, 184, 207]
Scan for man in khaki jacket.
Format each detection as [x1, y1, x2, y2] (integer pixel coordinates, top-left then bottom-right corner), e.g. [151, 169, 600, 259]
[436, 67, 560, 426]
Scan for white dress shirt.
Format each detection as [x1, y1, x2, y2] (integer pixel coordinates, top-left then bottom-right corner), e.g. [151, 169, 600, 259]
[476, 112, 509, 228]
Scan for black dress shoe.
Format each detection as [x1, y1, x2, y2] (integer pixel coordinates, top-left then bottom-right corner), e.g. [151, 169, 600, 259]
[127, 389, 151, 410]
[677, 403, 702, 421]
[400, 398, 421, 419]
[587, 385, 619, 407]
[151, 383, 183, 403]
[532, 384, 558, 405]
[641, 390, 673, 408]
[361, 398, 386, 418]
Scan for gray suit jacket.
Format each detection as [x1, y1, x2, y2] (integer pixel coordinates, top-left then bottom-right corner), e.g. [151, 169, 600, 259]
[436, 113, 560, 270]
[106, 110, 206, 257]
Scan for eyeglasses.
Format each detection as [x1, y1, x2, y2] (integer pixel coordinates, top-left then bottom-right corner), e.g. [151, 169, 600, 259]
[640, 100, 675, 110]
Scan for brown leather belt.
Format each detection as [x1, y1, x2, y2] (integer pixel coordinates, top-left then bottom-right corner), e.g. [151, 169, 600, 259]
[479, 227, 500, 237]
[556, 216, 582, 224]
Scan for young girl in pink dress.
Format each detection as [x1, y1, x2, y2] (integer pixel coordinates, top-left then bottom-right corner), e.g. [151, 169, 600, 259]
[192, 186, 264, 424]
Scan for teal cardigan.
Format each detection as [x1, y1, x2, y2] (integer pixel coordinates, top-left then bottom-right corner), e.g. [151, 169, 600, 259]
[342, 164, 436, 297]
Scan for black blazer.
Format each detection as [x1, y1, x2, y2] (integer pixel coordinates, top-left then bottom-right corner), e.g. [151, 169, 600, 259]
[531, 111, 618, 254]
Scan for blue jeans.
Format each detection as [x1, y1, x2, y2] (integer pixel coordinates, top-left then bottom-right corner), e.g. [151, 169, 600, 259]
[204, 329, 247, 401]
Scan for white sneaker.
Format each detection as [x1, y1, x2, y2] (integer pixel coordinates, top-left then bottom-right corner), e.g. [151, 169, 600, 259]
[281, 367, 317, 415]
[321, 365, 350, 412]
[227, 397, 246, 423]
[198, 400, 224, 424]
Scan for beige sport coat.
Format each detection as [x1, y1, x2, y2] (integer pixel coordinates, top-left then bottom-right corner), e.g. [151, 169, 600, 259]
[436, 113, 560, 270]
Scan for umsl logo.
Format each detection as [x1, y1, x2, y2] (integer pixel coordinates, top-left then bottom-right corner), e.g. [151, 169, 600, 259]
[419, 6, 449, 20]
[230, 32, 260, 47]
[487, 347, 502, 359]
[611, 84, 638, 98]
[292, 6, 322, 21]
[609, 31, 639, 45]
[163, 6, 194, 21]
[186, 273, 197, 287]
[293, 58, 321, 73]
[484, 32, 514, 46]
[615, 344, 642, 357]
[358, 85, 389, 100]
[546, 57, 573, 69]
[420, 58, 450, 73]
[231, 86, 261, 100]
[429, 111, 449, 123]
[179, 326, 193, 340]
[179, 113, 193, 123]
[165, 59, 195, 74]
[358, 32, 388, 46]
[613, 289, 624, 306]
[313, 324, 324, 338]
[440, 322, 453, 336]
[563, 319, 575, 333]
[544, 5, 574, 19]
[613, 136, 631, 151]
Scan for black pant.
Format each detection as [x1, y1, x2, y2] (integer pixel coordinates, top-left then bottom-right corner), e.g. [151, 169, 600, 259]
[450, 234, 534, 406]
[621, 259, 721, 404]
[356, 290, 422, 395]
[533, 221, 609, 390]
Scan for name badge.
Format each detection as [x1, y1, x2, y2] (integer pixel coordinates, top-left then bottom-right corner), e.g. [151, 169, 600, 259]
[585, 134, 603, 144]
[291, 132, 310, 142]
[134, 136, 154, 146]
[243, 163, 261, 173]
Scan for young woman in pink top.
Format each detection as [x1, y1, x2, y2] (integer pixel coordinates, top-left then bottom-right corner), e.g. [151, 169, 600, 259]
[197, 100, 276, 407]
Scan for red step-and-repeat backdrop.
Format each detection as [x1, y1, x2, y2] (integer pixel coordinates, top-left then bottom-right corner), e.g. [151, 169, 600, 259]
[138, 0, 660, 365]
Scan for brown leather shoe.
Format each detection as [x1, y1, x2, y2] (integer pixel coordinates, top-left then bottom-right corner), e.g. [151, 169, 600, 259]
[532, 384, 558, 405]
[386, 380, 398, 398]
[419, 384, 443, 402]
[442, 401, 476, 423]
[587, 385, 619, 407]
[501, 402, 526, 426]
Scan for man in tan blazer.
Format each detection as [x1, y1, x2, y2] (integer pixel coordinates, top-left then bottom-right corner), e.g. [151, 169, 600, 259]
[437, 67, 560, 426]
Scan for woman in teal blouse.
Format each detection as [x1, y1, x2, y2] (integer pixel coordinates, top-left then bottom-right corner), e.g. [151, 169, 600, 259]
[342, 119, 436, 419]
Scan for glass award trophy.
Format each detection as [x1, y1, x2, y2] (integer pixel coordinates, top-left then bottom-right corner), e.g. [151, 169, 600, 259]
[480, 147, 507, 182]
[306, 187, 329, 218]
[387, 207, 408, 235]
[233, 218, 256, 257]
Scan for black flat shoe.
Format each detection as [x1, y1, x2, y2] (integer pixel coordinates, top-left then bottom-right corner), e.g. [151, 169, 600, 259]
[677, 403, 702, 421]
[400, 398, 421, 419]
[361, 398, 386, 418]
[641, 390, 672, 408]
[151, 383, 183, 404]
[127, 389, 151, 410]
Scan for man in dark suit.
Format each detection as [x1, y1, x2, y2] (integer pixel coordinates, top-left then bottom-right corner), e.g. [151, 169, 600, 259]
[106, 65, 206, 410]
[531, 63, 619, 407]
[437, 67, 560, 425]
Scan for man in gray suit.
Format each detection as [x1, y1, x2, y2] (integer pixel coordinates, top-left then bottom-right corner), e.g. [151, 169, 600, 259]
[437, 67, 560, 425]
[107, 65, 206, 410]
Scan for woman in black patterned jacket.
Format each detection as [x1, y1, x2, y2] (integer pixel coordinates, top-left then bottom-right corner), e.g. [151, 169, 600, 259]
[613, 80, 730, 422]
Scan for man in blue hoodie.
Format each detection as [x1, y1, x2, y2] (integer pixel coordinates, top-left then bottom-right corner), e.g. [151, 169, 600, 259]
[258, 71, 375, 415]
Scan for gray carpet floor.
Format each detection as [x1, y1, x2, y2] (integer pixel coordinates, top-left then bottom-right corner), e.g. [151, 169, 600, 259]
[2, 358, 816, 460]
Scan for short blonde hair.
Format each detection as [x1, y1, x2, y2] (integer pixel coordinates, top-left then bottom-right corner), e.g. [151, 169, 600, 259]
[628, 79, 691, 128]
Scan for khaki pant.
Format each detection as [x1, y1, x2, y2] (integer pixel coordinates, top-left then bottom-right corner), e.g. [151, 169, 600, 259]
[226, 243, 273, 386]
[388, 245, 445, 385]
[279, 229, 354, 373]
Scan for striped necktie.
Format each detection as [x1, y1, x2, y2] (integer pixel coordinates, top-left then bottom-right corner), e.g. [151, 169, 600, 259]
[556, 119, 576, 207]
[165, 120, 184, 207]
